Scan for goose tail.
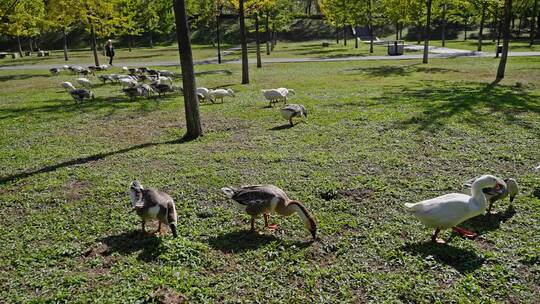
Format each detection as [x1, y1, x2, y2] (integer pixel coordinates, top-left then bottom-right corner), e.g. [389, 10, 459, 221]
[404, 203, 416, 209]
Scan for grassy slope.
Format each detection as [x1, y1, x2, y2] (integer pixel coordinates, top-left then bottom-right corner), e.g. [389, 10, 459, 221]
[0, 55, 539, 303]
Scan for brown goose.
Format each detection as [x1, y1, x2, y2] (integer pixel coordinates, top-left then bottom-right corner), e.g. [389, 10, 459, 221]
[129, 181, 178, 238]
[221, 185, 317, 239]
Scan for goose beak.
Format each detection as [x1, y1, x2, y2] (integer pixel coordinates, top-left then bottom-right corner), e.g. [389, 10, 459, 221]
[494, 182, 505, 194]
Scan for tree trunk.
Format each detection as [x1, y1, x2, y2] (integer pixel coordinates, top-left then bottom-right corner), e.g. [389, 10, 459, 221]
[343, 25, 347, 46]
[496, 15, 502, 58]
[265, 13, 270, 55]
[395, 22, 399, 40]
[369, 23, 374, 53]
[173, 0, 203, 140]
[255, 12, 261, 68]
[369, 1, 374, 53]
[239, 0, 249, 84]
[442, 3, 447, 46]
[399, 27, 403, 39]
[272, 23, 276, 48]
[417, 22, 422, 44]
[63, 28, 69, 61]
[464, 19, 468, 40]
[478, 2, 486, 51]
[149, 33, 153, 48]
[423, 0, 433, 64]
[128, 35, 132, 52]
[28, 38, 33, 52]
[531, 0, 537, 45]
[274, 31, 277, 46]
[492, 14, 497, 42]
[336, 25, 339, 44]
[496, 0, 513, 80]
[90, 24, 100, 66]
[517, 17, 522, 38]
[355, 26, 359, 48]
[16, 35, 22, 57]
[216, 13, 222, 63]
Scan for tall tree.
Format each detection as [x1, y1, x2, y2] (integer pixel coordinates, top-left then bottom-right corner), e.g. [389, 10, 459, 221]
[531, 0, 538, 45]
[477, 0, 488, 51]
[496, 0, 513, 80]
[2, 0, 44, 57]
[173, 0, 203, 139]
[239, 0, 249, 84]
[423, 0, 433, 64]
[45, 0, 77, 61]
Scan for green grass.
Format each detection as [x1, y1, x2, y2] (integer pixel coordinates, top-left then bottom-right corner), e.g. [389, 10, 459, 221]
[425, 39, 540, 52]
[0, 44, 233, 67]
[0, 55, 539, 303]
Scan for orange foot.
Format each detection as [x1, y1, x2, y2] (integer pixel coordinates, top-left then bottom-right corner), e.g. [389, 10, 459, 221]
[452, 226, 477, 239]
[266, 224, 279, 231]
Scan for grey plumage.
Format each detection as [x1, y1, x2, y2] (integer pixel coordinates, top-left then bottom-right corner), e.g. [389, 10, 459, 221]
[129, 181, 178, 238]
[69, 89, 95, 102]
[221, 185, 317, 239]
[280, 104, 308, 126]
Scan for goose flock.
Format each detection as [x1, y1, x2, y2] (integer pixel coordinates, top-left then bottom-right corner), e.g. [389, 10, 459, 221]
[130, 173, 520, 242]
[48, 64, 307, 126]
[47, 64, 527, 245]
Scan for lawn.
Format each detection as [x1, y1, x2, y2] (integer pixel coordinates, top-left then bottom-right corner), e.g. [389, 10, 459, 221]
[0, 44, 234, 67]
[0, 55, 539, 303]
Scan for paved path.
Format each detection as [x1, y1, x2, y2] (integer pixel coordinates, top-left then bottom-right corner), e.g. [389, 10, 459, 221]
[1, 50, 539, 71]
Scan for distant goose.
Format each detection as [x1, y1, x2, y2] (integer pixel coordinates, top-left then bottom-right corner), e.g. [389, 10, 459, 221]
[221, 185, 317, 240]
[463, 177, 519, 213]
[405, 175, 506, 243]
[208, 88, 234, 103]
[61, 81, 76, 92]
[49, 68, 60, 76]
[196, 87, 215, 103]
[69, 89, 95, 103]
[280, 104, 307, 126]
[129, 181, 178, 238]
[76, 78, 92, 89]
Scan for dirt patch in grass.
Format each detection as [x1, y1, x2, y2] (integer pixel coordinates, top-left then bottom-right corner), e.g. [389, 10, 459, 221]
[64, 180, 91, 202]
[148, 287, 187, 304]
[319, 188, 374, 202]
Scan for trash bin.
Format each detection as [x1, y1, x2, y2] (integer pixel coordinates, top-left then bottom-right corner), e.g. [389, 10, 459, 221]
[388, 41, 404, 56]
[496, 45, 503, 54]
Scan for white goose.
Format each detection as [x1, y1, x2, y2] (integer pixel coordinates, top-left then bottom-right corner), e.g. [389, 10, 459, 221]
[463, 177, 519, 213]
[405, 175, 506, 243]
[280, 104, 307, 126]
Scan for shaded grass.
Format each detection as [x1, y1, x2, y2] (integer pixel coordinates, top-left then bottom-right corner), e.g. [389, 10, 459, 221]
[0, 56, 539, 303]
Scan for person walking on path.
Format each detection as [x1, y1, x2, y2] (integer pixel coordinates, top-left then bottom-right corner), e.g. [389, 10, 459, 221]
[105, 39, 115, 65]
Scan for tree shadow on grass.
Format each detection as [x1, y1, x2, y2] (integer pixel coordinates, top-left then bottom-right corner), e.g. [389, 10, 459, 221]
[269, 124, 293, 131]
[0, 137, 187, 185]
[382, 81, 540, 134]
[402, 241, 485, 274]
[457, 205, 516, 235]
[207, 230, 313, 253]
[341, 63, 461, 77]
[0, 73, 51, 82]
[99, 230, 164, 262]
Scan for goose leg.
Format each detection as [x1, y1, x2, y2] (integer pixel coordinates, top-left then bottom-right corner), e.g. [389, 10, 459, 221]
[431, 228, 445, 244]
[289, 118, 293, 127]
[452, 226, 477, 239]
[487, 201, 493, 214]
[264, 214, 278, 230]
[155, 222, 162, 234]
[250, 217, 256, 233]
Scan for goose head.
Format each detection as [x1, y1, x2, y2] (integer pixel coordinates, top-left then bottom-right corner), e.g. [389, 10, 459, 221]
[300, 105, 307, 118]
[227, 89, 235, 97]
[129, 180, 144, 208]
[474, 175, 506, 195]
[289, 89, 295, 95]
[505, 178, 519, 202]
